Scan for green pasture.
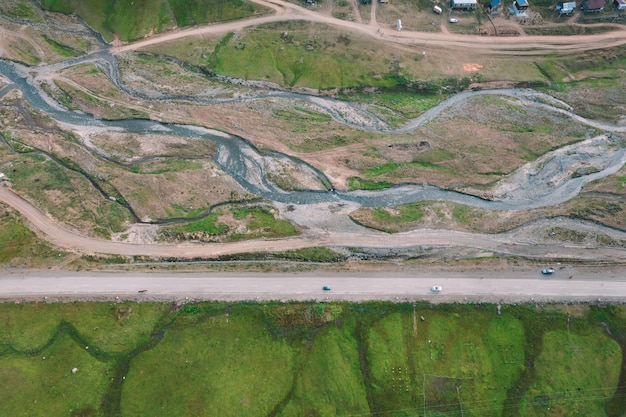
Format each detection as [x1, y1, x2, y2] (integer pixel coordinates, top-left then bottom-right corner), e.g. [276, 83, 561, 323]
[173, 211, 228, 234]
[40, 0, 264, 42]
[0, 333, 109, 417]
[340, 90, 449, 127]
[229, 207, 299, 240]
[519, 329, 621, 416]
[0, 0, 42, 20]
[0, 205, 64, 267]
[350, 194, 626, 237]
[211, 22, 405, 90]
[167, 206, 299, 240]
[0, 302, 623, 416]
[168, 0, 259, 27]
[279, 316, 370, 416]
[130, 159, 203, 175]
[42, 35, 82, 58]
[347, 177, 393, 190]
[122, 308, 297, 416]
[0, 302, 171, 353]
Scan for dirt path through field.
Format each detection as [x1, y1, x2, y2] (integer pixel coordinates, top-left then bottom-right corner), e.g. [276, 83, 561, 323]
[112, 0, 626, 55]
[2, 183, 626, 262]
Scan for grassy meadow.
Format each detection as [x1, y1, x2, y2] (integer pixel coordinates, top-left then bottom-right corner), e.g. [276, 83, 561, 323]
[0, 203, 68, 267]
[0, 301, 623, 417]
[39, 0, 266, 42]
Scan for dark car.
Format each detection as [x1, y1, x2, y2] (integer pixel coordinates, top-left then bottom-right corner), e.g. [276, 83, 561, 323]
[323, 285, 331, 291]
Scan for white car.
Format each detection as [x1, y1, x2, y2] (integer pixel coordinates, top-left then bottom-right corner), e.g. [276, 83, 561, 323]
[431, 286, 442, 293]
[449, 18, 458, 23]
[541, 268, 555, 275]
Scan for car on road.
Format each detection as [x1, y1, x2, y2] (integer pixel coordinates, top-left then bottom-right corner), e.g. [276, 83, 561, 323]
[431, 286, 442, 293]
[449, 18, 458, 23]
[323, 285, 331, 291]
[541, 268, 555, 275]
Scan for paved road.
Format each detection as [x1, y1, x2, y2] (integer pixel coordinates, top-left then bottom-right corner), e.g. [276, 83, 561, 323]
[1, 271, 625, 303]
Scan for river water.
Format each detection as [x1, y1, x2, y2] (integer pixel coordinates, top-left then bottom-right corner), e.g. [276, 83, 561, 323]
[1, 57, 625, 212]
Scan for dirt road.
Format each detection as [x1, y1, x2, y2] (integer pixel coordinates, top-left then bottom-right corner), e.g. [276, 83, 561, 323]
[2, 184, 626, 262]
[112, 0, 626, 55]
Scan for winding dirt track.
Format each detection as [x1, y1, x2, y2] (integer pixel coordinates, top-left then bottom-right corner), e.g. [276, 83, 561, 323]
[2, 184, 626, 262]
[1, 4, 626, 264]
[113, 0, 626, 55]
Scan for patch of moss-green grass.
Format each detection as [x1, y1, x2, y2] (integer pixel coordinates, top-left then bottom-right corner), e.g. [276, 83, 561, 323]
[175, 212, 228, 235]
[211, 22, 403, 89]
[130, 159, 203, 174]
[286, 135, 361, 153]
[40, 0, 176, 42]
[121, 308, 298, 417]
[366, 204, 426, 233]
[362, 161, 454, 179]
[341, 90, 449, 122]
[259, 302, 345, 340]
[228, 207, 299, 240]
[0, 302, 170, 353]
[272, 107, 333, 123]
[169, 0, 259, 27]
[276, 247, 346, 262]
[518, 328, 621, 416]
[280, 316, 370, 416]
[417, 308, 526, 417]
[365, 312, 415, 411]
[0, 332, 110, 417]
[42, 35, 82, 57]
[0, 207, 64, 266]
[215, 247, 347, 263]
[347, 177, 393, 190]
[1, 0, 41, 20]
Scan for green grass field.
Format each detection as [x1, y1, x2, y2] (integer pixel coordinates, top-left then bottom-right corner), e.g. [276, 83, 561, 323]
[0, 204, 66, 267]
[39, 0, 265, 42]
[0, 301, 623, 416]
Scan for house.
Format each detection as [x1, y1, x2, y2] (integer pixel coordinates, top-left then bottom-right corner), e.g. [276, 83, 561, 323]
[489, 0, 503, 13]
[450, 0, 477, 9]
[514, 0, 529, 11]
[581, 0, 604, 12]
[557, 1, 576, 14]
[615, 0, 626, 9]
[509, 0, 529, 15]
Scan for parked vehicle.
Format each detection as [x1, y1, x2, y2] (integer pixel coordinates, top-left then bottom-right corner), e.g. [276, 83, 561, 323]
[433, 5, 443, 13]
[323, 285, 331, 291]
[449, 18, 458, 22]
[541, 268, 555, 275]
[431, 286, 443, 292]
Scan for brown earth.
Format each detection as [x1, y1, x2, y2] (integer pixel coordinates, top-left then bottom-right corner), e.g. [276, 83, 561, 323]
[1, 0, 626, 271]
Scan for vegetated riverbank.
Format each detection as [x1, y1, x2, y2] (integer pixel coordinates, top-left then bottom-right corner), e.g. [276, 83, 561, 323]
[0, 300, 624, 416]
[1, 2, 625, 268]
